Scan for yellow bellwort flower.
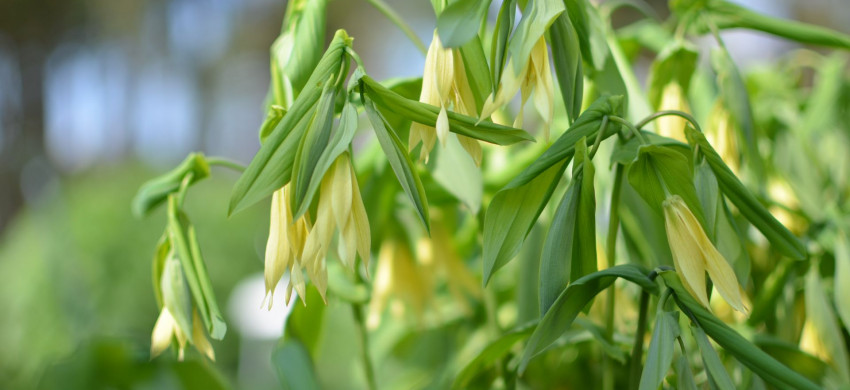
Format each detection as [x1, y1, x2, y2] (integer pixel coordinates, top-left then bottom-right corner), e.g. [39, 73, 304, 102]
[151, 256, 216, 361]
[415, 214, 480, 311]
[263, 184, 309, 309]
[705, 101, 740, 176]
[662, 195, 748, 315]
[480, 37, 554, 140]
[655, 82, 691, 143]
[409, 30, 482, 166]
[301, 152, 371, 303]
[367, 239, 432, 329]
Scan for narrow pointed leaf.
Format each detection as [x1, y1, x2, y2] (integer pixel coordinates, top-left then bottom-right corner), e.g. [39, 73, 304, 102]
[685, 127, 806, 259]
[229, 30, 350, 215]
[436, 0, 491, 48]
[520, 265, 658, 373]
[363, 97, 430, 232]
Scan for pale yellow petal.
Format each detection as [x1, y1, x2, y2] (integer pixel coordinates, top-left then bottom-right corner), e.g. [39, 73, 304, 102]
[656, 83, 690, 142]
[331, 155, 353, 229]
[151, 308, 177, 359]
[192, 310, 216, 361]
[437, 107, 450, 146]
[457, 135, 482, 167]
[663, 196, 710, 308]
[350, 171, 371, 271]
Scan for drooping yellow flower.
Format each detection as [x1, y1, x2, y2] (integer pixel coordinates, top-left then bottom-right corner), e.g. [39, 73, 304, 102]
[662, 195, 748, 314]
[151, 256, 216, 361]
[415, 213, 481, 311]
[480, 37, 554, 140]
[656, 82, 691, 142]
[767, 176, 807, 236]
[705, 101, 740, 175]
[301, 152, 371, 302]
[409, 30, 482, 166]
[263, 183, 309, 308]
[367, 239, 431, 329]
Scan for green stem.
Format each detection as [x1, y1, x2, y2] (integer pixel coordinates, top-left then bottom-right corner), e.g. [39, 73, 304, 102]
[351, 259, 378, 390]
[205, 157, 247, 172]
[589, 116, 610, 159]
[351, 303, 378, 390]
[602, 163, 624, 390]
[609, 116, 647, 144]
[365, 0, 428, 55]
[628, 289, 651, 390]
[635, 110, 703, 133]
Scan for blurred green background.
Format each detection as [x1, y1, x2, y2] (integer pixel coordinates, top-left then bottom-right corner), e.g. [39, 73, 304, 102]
[1, 0, 848, 389]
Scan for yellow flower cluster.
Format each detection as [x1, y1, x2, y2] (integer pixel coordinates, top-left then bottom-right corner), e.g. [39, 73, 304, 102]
[263, 152, 370, 307]
[480, 37, 554, 140]
[410, 30, 483, 166]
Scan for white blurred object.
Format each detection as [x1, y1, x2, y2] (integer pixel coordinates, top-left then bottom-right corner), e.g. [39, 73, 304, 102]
[227, 273, 296, 340]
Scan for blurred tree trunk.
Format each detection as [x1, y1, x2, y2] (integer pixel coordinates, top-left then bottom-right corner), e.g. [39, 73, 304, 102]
[0, 0, 79, 231]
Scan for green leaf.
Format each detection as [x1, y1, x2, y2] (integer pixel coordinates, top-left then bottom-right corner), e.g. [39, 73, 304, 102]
[132, 153, 210, 217]
[259, 105, 287, 142]
[167, 196, 226, 340]
[661, 271, 820, 390]
[360, 75, 533, 145]
[685, 127, 806, 259]
[751, 335, 829, 383]
[639, 311, 680, 390]
[483, 161, 566, 285]
[151, 231, 171, 308]
[710, 48, 764, 179]
[691, 324, 736, 390]
[565, 0, 609, 70]
[539, 139, 596, 314]
[436, 0, 491, 48]
[229, 30, 350, 216]
[458, 36, 492, 113]
[675, 355, 698, 390]
[490, 0, 516, 90]
[362, 97, 431, 232]
[161, 256, 194, 344]
[519, 265, 658, 373]
[432, 134, 483, 213]
[549, 13, 583, 123]
[627, 144, 706, 227]
[505, 0, 565, 77]
[506, 95, 624, 189]
[271, 0, 328, 102]
[292, 101, 359, 219]
[272, 340, 321, 390]
[452, 323, 536, 390]
[291, 76, 338, 216]
[647, 43, 698, 108]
